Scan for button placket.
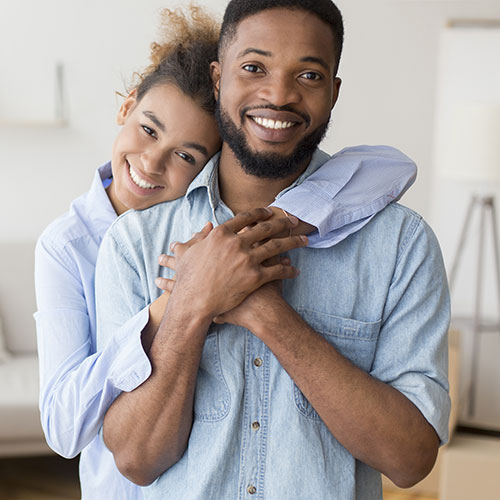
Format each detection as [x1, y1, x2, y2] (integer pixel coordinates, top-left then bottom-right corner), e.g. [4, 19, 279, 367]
[239, 332, 269, 499]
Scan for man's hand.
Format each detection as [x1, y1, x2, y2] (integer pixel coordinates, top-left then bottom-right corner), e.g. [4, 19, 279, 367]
[156, 208, 307, 321]
[212, 254, 287, 328]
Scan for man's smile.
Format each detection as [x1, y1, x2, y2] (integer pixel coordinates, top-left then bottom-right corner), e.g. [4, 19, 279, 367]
[244, 108, 308, 144]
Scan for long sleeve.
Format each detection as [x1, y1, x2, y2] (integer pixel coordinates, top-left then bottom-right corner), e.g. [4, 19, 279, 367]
[272, 145, 417, 248]
[35, 234, 150, 459]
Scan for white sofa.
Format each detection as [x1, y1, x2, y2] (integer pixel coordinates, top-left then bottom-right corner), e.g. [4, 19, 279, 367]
[0, 241, 51, 457]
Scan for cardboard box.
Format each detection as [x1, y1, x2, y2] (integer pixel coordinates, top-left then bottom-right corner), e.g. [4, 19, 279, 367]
[440, 433, 500, 500]
[382, 329, 461, 496]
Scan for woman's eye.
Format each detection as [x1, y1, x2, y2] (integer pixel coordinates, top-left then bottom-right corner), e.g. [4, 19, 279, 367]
[242, 64, 262, 73]
[300, 72, 322, 81]
[141, 125, 157, 138]
[176, 152, 195, 164]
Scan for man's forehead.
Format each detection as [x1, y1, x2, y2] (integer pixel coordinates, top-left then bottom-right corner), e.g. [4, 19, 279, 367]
[222, 8, 336, 66]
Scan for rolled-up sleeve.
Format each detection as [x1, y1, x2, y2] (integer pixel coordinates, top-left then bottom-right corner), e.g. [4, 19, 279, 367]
[369, 217, 451, 445]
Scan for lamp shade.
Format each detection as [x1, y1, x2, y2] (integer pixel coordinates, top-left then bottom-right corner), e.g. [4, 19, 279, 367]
[440, 102, 500, 182]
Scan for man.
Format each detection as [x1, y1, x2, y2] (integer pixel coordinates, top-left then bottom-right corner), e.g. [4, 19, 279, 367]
[96, 1, 450, 498]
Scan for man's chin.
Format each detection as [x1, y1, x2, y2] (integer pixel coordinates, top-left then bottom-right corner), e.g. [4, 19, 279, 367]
[216, 101, 329, 180]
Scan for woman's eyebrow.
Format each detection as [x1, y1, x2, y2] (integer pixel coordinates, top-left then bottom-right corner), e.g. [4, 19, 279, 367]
[183, 142, 208, 156]
[143, 111, 165, 132]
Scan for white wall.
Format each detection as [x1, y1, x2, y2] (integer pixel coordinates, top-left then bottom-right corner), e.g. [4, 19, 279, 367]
[1, 0, 500, 425]
[2, 0, 499, 244]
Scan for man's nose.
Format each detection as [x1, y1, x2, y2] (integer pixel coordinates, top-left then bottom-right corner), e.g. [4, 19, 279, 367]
[257, 73, 302, 107]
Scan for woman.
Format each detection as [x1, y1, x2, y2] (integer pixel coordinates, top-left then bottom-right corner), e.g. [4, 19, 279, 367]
[34, 6, 416, 499]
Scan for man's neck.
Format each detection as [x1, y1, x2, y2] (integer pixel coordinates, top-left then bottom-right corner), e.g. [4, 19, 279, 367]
[218, 145, 311, 214]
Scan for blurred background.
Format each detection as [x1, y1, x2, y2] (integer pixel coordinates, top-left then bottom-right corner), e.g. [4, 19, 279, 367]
[0, 0, 499, 498]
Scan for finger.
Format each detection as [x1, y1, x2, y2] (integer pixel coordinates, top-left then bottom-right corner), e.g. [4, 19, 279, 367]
[154, 277, 175, 292]
[238, 216, 298, 247]
[237, 222, 257, 235]
[252, 235, 308, 262]
[222, 207, 273, 234]
[259, 263, 300, 284]
[213, 315, 225, 325]
[170, 222, 213, 254]
[158, 254, 176, 271]
[262, 255, 291, 267]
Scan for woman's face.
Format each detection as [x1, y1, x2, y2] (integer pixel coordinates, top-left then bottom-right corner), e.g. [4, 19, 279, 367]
[109, 83, 221, 214]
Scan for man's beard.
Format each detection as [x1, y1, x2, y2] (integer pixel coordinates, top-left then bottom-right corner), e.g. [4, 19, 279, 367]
[215, 99, 330, 179]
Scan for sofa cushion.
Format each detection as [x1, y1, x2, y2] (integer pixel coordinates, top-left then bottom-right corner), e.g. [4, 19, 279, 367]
[0, 242, 37, 354]
[0, 355, 43, 440]
[0, 316, 11, 363]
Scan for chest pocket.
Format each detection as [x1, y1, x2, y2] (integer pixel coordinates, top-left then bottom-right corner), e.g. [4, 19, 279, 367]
[193, 329, 231, 422]
[293, 309, 381, 420]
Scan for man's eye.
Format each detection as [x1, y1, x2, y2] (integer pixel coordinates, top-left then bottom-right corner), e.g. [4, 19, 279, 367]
[142, 125, 157, 138]
[300, 72, 322, 81]
[176, 152, 195, 164]
[242, 64, 262, 73]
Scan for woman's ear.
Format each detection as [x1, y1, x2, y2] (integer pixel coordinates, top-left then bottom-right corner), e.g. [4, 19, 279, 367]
[116, 89, 138, 125]
[210, 61, 221, 101]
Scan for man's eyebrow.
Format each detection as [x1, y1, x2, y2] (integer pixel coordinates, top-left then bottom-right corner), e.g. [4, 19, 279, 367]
[182, 142, 208, 157]
[237, 48, 272, 59]
[143, 111, 165, 132]
[236, 49, 331, 72]
[300, 56, 331, 72]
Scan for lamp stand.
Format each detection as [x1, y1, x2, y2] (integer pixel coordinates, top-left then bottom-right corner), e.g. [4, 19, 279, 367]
[449, 194, 500, 417]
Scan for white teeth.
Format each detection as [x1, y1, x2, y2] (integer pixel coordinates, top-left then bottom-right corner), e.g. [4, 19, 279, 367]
[129, 164, 158, 189]
[252, 116, 295, 130]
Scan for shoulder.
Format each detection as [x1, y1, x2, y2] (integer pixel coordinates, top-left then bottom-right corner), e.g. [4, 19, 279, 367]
[101, 198, 187, 267]
[364, 203, 442, 264]
[37, 204, 88, 257]
[35, 191, 99, 269]
[107, 198, 185, 242]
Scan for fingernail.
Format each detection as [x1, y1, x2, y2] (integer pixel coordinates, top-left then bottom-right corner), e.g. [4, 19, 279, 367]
[154, 277, 162, 287]
[288, 215, 299, 226]
[300, 235, 308, 243]
[170, 242, 178, 251]
[264, 207, 273, 214]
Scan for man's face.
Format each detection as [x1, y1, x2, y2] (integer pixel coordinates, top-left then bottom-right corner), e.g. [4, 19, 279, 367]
[212, 8, 341, 179]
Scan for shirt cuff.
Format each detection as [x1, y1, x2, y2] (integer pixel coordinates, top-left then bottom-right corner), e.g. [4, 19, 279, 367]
[391, 374, 451, 446]
[271, 184, 339, 238]
[107, 306, 152, 392]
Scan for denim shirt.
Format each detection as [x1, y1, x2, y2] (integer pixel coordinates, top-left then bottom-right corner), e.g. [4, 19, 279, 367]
[96, 150, 450, 500]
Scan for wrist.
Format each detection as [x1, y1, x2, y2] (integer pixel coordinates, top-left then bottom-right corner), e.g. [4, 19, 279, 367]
[245, 298, 293, 339]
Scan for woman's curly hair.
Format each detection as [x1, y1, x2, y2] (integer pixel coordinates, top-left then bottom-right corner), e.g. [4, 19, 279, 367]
[132, 5, 220, 114]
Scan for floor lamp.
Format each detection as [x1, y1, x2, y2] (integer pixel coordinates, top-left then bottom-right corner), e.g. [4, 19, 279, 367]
[442, 102, 500, 418]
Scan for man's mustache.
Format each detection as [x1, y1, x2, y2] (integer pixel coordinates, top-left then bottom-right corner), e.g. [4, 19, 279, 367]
[240, 104, 311, 128]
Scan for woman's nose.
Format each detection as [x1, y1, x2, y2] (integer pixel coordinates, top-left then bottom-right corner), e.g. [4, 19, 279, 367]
[141, 148, 166, 175]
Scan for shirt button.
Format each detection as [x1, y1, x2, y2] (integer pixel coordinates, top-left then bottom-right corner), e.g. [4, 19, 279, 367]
[253, 357, 262, 367]
[252, 421, 260, 431]
[247, 485, 257, 495]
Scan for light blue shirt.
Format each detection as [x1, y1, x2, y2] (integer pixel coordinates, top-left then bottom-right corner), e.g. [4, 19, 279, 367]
[34, 146, 417, 500]
[95, 149, 449, 500]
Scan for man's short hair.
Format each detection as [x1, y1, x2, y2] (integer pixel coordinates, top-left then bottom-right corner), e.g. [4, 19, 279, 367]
[219, 0, 344, 72]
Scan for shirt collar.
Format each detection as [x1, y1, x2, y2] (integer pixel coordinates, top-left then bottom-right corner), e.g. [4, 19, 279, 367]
[185, 149, 330, 208]
[82, 161, 117, 237]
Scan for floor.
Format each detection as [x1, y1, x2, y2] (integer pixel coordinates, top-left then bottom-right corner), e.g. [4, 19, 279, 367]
[0, 454, 437, 499]
[0, 454, 80, 500]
